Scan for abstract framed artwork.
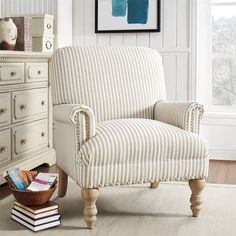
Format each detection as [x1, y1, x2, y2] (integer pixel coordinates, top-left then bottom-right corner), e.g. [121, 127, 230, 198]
[95, 0, 161, 33]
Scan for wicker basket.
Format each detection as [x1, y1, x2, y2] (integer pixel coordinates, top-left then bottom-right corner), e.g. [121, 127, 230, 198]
[9, 185, 57, 206]
[7, 171, 57, 206]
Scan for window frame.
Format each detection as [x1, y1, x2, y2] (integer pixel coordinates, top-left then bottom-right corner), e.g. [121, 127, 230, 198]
[209, 0, 236, 113]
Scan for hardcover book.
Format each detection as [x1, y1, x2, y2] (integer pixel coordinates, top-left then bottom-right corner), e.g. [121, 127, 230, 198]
[3, 171, 17, 189]
[11, 16, 32, 51]
[11, 214, 60, 232]
[7, 169, 26, 191]
[12, 209, 60, 226]
[14, 205, 58, 220]
[14, 201, 58, 214]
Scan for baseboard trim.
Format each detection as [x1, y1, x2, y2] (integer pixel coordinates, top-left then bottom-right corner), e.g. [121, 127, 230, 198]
[209, 149, 236, 161]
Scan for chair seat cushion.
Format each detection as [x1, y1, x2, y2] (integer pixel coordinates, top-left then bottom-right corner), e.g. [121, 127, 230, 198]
[78, 119, 208, 167]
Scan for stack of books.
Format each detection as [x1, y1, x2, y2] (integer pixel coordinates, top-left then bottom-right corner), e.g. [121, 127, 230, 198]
[11, 201, 60, 232]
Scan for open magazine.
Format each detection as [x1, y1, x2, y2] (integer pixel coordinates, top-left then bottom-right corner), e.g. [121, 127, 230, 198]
[27, 173, 58, 191]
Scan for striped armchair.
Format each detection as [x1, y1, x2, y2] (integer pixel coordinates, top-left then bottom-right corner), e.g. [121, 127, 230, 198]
[52, 46, 209, 228]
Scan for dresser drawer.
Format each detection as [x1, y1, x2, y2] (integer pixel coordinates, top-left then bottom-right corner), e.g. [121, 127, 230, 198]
[0, 129, 11, 164]
[0, 63, 24, 85]
[26, 63, 48, 82]
[13, 88, 48, 122]
[13, 119, 48, 157]
[0, 93, 10, 126]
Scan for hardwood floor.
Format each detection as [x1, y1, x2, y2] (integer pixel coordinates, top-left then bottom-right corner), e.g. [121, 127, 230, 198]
[207, 160, 236, 184]
[1, 160, 236, 201]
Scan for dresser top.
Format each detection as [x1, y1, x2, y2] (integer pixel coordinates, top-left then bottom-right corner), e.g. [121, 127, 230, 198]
[0, 51, 53, 59]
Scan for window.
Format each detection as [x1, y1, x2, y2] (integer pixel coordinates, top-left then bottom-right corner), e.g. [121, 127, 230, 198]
[212, 0, 236, 106]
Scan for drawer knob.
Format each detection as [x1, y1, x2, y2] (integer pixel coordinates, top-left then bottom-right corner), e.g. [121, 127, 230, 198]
[41, 132, 45, 137]
[20, 139, 27, 145]
[0, 146, 7, 153]
[0, 108, 7, 115]
[11, 71, 16, 77]
[47, 23, 52, 29]
[46, 41, 52, 49]
[41, 100, 45, 106]
[38, 70, 41, 75]
[20, 104, 27, 110]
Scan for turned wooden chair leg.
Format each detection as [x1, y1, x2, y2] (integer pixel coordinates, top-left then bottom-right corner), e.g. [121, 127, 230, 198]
[150, 180, 159, 189]
[189, 179, 205, 217]
[58, 169, 68, 197]
[81, 188, 99, 229]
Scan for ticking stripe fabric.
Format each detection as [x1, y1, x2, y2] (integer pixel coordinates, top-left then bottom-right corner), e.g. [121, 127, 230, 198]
[154, 101, 204, 134]
[76, 119, 209, 188]
[52, 46, 166, 123]
[77, 159, 209, 188]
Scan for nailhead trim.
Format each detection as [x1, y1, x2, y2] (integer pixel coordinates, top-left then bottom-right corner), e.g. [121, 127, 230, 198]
[81, 176, 207, 188]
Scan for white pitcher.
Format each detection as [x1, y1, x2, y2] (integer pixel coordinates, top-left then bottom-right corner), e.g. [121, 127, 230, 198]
[0, 18, 17, 50]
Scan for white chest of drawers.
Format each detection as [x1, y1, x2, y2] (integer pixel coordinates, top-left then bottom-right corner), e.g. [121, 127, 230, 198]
[0, 51, 56, 184]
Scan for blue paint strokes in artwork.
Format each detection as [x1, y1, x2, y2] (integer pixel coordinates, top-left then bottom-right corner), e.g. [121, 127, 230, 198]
[127, 0, 149, 24]
[112, 0, 127, 17]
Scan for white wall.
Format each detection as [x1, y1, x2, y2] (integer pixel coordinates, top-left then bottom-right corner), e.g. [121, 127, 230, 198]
[201, 114, 236, 160]
[73, 0, 195, 101]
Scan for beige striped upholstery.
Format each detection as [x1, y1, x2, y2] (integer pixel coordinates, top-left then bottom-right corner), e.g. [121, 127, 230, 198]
[52, 46, 209, 188]
[76, 119, 208, 188]
[154, 101, 204, 134]
[52, 46, 166, 122]
[79, 119, 207, 167]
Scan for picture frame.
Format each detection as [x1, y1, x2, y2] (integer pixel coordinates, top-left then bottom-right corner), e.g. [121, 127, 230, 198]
[95, 0, 161, 33]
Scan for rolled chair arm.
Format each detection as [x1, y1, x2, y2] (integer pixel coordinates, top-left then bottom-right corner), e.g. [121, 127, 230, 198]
[53, 104, 96, 148]
[154, 101, 204, 134]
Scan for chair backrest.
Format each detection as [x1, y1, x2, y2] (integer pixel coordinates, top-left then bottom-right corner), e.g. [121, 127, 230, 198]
[52, 46, 166, 123]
